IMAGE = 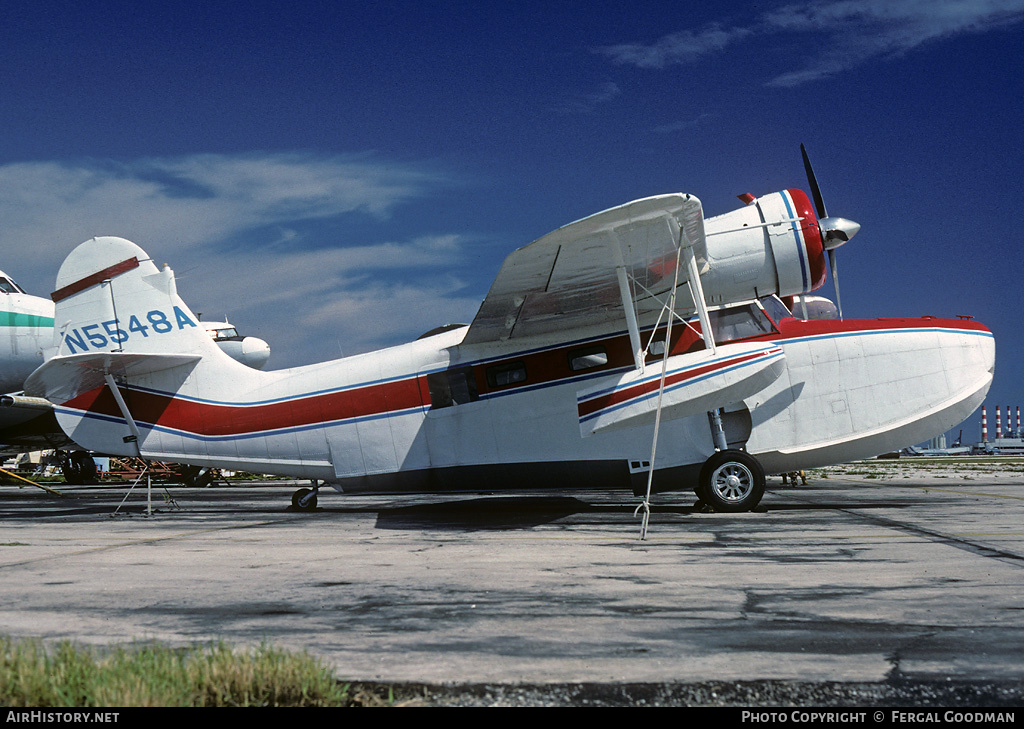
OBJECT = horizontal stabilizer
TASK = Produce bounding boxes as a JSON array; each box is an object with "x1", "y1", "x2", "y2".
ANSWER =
[
  {"x1": 25, "y1": 351, "x2": 201, "y2": 405},
  {"x1": 576, "y1": 342, "x2": 785, "y2": 437}
]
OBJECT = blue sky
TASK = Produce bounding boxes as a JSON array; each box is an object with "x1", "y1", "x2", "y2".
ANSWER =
[{"x1": 1, "y1": 0, "x2": 1022, "y2": 443}]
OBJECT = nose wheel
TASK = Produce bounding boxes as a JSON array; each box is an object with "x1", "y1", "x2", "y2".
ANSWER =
[{"x1": 697, "y1": 449, "x2": 765, "y2": 512}]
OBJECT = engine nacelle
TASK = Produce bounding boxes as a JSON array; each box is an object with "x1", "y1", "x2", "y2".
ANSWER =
[{"x1": 698, "y1": 188, "x2": 826, "y2": 306}]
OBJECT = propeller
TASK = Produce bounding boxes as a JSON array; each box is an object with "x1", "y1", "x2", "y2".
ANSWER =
[{"x1": 800, "y1": 144, "x2": 860, "y2": 319}]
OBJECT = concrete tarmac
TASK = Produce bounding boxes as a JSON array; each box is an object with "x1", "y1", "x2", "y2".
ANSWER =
[{"x1": 1, "y1": 464, "x2": 1023, "y2": 690}]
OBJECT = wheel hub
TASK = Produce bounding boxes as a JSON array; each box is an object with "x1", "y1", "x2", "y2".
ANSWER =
[{"x1": 712, "y1": 463, "x2": 752, "y2": 502}]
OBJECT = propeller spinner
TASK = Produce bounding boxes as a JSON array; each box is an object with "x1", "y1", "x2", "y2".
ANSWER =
[{"x1": 800, "y1": 144, "x2": 860, "y2": 318}]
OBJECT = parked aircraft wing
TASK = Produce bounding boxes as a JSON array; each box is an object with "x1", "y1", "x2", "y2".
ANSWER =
[{"x1": 464, "y1": 194, "x2": 705, "y2": 345}]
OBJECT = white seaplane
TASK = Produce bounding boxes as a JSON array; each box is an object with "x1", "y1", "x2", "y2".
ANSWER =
[{"x1": 23, "y1": 151, "x2": 994, "y2": 521}]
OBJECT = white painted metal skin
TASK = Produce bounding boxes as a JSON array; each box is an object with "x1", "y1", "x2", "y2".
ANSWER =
[
  {"x1": 24, "y1": 188, "x2": 995, "y2": 507},
  {"x1": 0, "y1": 269, "x2": 53, "y2": 394}
]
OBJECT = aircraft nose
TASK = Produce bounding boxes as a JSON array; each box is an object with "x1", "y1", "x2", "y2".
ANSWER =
[{"x1": 241, "y1": 337, "x2": 271, "y2": 370}]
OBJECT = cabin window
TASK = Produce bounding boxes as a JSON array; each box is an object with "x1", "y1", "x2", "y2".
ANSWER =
[
  {"x1": 568, "y1": 346, "x2": 608, "y2": 372},
  {"x1": 486, "y1": 361, "x2": 527, "y2": 388},
  {"x1": 643, "y1": 338, "x2": 667, "y2": 362},
  {"x1": 708, "y1": 304, "x2": 775, "y2": 344},
  {"x1": 426, "y1": 367, "x2": 479, "y2": 409}
]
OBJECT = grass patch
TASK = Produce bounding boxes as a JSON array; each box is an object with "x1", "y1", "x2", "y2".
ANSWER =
[{"x1": 0, "y1": 637, "x2": 354, "y2": 707}]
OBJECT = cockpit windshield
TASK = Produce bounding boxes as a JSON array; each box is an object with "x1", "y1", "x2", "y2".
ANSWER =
[
  {"x1": 759, "y1": 295, "x2": 794, "y2": 326},
  {"x1": 0, "y1": 277, "x2": 24, "y2": 294},
  {"x1": 208, "y1": 327, "x2": 241, "y2": 341}
]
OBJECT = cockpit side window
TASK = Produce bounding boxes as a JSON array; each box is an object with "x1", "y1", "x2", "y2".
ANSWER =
[
  {"x1": 0, "y1": 278, "x2": 23, "y2": 294},
  {"x1": 708, "y1": 304, "x2": 776, "y2": 344}
]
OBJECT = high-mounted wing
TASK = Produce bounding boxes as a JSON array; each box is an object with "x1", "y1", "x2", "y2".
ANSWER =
[{"x1": 464, "y1": 194, "x2": 706, "y2": 346}]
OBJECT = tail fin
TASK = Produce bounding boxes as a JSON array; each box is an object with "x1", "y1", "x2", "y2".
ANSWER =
[
  {"x1": 48, "y1": 236, "x2": 219, "y2": 360},
  {"x1": 24, "y1": 236, "x2": 240, "y2": 458}
]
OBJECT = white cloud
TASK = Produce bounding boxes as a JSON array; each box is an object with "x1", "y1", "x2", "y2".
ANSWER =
[
  {"x1": 597, "y1": 24, "x2": 751, "y2": 69},
  {"x1": 0, "y1": 152, "x2": 487, "y2": 368},
  {"x1": 651, "y1": 113, "x2": 714, "y2": 134},
  {"x1": 182, "y1": 250, "x2": 482, "y2": 366},
  {"x1": 0, "y1": 152, "x2": 439, "y2": 283},
  {"x1": 594, "y1": 0, "x2": 1024, "y2": 86}
]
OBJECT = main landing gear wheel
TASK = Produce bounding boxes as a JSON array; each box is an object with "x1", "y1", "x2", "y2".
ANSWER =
[
  {"x1": 291, "y1": 487, "x2": 318, "y2": 512},
  {"x1": 697, "y1": 449, "x2": 765, "y2": 513},
  {"x1": 60, "y1": 451, "x2": 98, "y2": 484}
]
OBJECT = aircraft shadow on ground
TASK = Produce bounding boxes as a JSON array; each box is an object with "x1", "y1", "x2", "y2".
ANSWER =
[{"x1": 371, "y1": 495, "x2": 675, "y2": 531}]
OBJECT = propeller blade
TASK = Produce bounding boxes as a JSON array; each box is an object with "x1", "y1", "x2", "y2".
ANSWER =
[
  {"x1": 802, "y1": 144, "x2": 856, "y2": 319},
  {"x1": 828, "y1": 248, "x2": 843, "y2": 320},
  {"x1": 800, "y1": 143, "x2": 828, "y2": 219}
]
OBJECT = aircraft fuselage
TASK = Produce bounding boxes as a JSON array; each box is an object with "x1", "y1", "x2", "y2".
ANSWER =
[{"x1": 49, "y1": 298, "x2": 994, "y2": 497}]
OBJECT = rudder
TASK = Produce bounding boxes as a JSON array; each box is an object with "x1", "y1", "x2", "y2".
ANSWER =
[{"x1": 48, "y1": 236, "x2": 219, "y2": 360}]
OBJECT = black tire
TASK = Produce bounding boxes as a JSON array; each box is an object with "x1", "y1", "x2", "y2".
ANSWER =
[
  {"x1": 698, "y1": 449, "x2": 765, "y2": 512},
  {"x1": 291, "y1": 488, "x2": 317, "y2": 512},
  {"x1": 73, "y1": 452, "x2": 98, "y2": 484},
  {"x1": 180, "y1": 465, "x2": 215, "y2": 488},
  {"x1": 60, "y1": 457, "x2": 79, "y2": 484}
]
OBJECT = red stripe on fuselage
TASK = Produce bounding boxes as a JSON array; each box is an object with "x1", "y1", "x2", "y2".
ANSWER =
[
  {"x1": 773, "y1": 315, "x2": 991, "y2": 338},
  {"x1": 63, "y1": 375, "x2": 424, "y2": 436}
]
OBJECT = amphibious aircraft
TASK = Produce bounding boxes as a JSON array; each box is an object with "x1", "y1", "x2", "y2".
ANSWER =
[{"x1": 23, "y1": 153, "x2": 995, "y2": 518}]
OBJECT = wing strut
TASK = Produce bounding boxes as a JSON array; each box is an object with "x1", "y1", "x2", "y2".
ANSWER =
[
  {"x1": 616, "y1": 265, "x2": 645, "y2": 373},
  {"x1": 682, "y1": 241, "x2": 716, "y2": 354},
  {"x1": 636, "y1": 197, "x2": 717, "y2": 540}
]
